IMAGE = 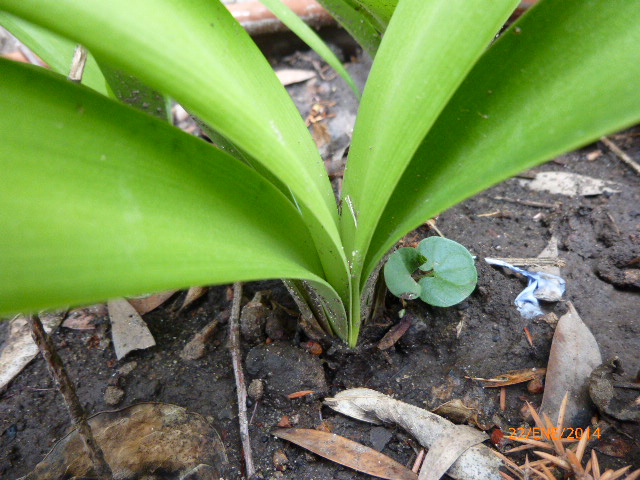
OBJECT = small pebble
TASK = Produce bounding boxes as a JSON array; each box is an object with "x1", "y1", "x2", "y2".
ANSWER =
[
  {"x1": 104, "y1": 385, "x2": 125, "y2": 406},
  {"x1": 117, "y1": 361, "x2": 137, "y2": 376},
  {"x1": 273, "y1": 449, "x2": 289, "y2": 471},
  {"x1": 248, "y1": 379, "x2": 264, "y2": 401}
]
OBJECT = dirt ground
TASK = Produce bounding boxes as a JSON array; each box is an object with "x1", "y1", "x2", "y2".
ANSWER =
[{"x1": 1, "y1": 32, "x2": 639, "y2": 479}]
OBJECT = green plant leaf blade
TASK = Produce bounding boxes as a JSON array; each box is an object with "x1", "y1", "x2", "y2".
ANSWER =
[
  {"x1": 383, "y1": 247, "x2": 423, "y2": 300},
  {"x1": 0, "y1": 11, "x2": 108, "y2": 95},
  {"x1": 0, "y1": 0, "x2": 350, "y2": 304},
  {"x1": 365, "y1": 0, "x2": 640, "y2": 277},
  {"x1": 418, "y1": 276, "x2": 475, "y2": 308},
  {"x1": 0, "y1": 59, "x2": 333, "y2": 316},
  {"x1": 97, "y1": 61, "x2": 171, "y2": 122},
  {"x1": 258, "y1": 0, "x2": 360, "y2": 97},
  {"x1": 351, "y1": 0, "x2": 398, "y2": 30},
  {"x1": 417, "y1": 238, "x2": 477, "y2": 307},
  {"x1": 314, "y1": 0, "x2": 382, "y2": 56},
  {"x1": 339, "y1": 0, "x2": 519, "y2": 288}
]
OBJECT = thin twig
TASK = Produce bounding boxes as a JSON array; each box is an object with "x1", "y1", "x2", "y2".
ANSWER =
[
  {"x1": 27, "y1": 314, "x2": 112, "y2": 479},
  {"x1": 493, "y1": 196, "x2": 560, "y2": 209},
  {"x1": 489, "y1": 257, "x2": 566, "y2": 268},
  {"x1": 228, "y1": 282, "x2": 255, "y2": 477},
  {"x1": 601, "y1": 136, "x2": 640, "y2": 175},
  {"x1": 68, "y1": 44, "x2": 88, "y2": 83}
]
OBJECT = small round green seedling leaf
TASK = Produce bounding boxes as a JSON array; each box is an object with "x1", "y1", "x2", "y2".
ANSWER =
[
  {"x1": 416, "y1": 237, "x2": 477, "y2": 307},
  {"x1": 383, "y1": 247, "x2": 425, "y2": 300}
]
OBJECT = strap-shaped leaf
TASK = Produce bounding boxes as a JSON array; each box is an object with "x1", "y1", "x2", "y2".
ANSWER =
[
  {"x1": 0, "y1": 59, "x2": 332, "y2": 315},
  {"x1": 1, "y1": 13, "x2": 171, "y2": 121},
  {"x1": 352, "y1": 0, "x2": 397, "y2": 30},
  {"x1": 365, "y1": 0, "x2": 640, "y2": 277},
  {"x1": 340, "y1": 0, "x2": 518, "y2": 287},
  {"x1": 259, "y1": 0, "x2": 360, "y2": 97},
  {"x1": 0, "y1": 11, "x2": 108, "y2": 95},
  {"x1": 1, "y1": 0, "x2": 349, "y2": 304},
  {"x1": 314, "y1": 0, "x2": 382, "y2": 56}
]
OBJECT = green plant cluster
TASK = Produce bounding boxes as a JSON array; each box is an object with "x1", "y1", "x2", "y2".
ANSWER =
[{"x1": 1, "y1": 0, "x2": 639, "y2": 346}]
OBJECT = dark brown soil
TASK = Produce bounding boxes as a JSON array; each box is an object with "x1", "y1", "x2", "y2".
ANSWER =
[{"x1": 1, "y1": 36, "x2": 639, "y2": 479}]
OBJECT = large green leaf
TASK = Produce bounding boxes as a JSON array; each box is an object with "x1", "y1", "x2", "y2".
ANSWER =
[
  {"x1": 365, "y1": 0, "x2": 640, "y2": 277},
  {"x1": 0, "y1": 59, "x2": 333, "y2": 315},
  {"x1": 314, "y1": 0, "x2": 382, "y2": 56},
  {"x1": 0, "y1": 11, "x2": 108, "y2": 95},
  {"x1": 340, "y1": 0, "x2": 518, "y2": 288},
  {"x1": 352, "y1": 0, "x2": 397, "y2": 30},
  {"x1": 0, "y1": 0, "x2": 350, "y2": 304},
  {"x1": 258, "y1": 0, "x2": 360, "y2": 97}
]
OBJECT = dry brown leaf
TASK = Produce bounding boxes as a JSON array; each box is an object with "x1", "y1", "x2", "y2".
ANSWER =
[
  {"x1": 325, "y1": 388, "x2": 503, "y2": 480},
  {"x1": 431, "y1": 399, "x2": 489, "y2": 430},
  {"x1": 287, "y1": 390, "x2": 315, "y2": 399},
  {"x1": 108, "y1": 298, "x2": 156, "y2": 359},
  {"x1": 377, "y1": 316, "x2": 413, "y2": 350},
  {"x1": 0, "y1": 311, "x2": 66, "y2": 390},
  {"x1": 273, "y1": 428, "x2": 418, "y2": 480},
  {"x1": 418, "y1": 425, "x2": 487, "y2": 480},
  {"x1": 127, "y1": 289, "x2": 178, "y2": 314},
  {"x1": 469, "y1": 368, "x2": 546, "y2": 388},
  {"x1": 25, "y1": 403, "x2": 227, "y2": 479},
  {"x1": 275, "y1": 68, "x2": 316, "y2": 86},
  {"x1": 181, "y1": 286, "x2": 208, "y2": 311},
  {"x1": 540, "y1": 302, "x2": 602, "y2": 426}
]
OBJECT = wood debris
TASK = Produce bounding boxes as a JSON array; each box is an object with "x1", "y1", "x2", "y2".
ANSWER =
[{"x1": 467, "y1": 367, "x2": 546, "y2": 388}]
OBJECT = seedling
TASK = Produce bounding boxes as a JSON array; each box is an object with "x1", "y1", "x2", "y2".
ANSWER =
[{"x1": 384, "y1": 237, "x2": 476, "y2": 307}]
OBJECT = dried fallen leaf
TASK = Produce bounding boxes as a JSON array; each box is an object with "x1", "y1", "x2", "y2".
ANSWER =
[
  {"x1": 520, "y1": 172, "x2": 619, "y2": 196},
  {"x1": 431, "y1": 399, "x2": 489, "y2": 430},
  {"x1": 325, "y1": 388, "x2": 503, "y2": 480},
  {"x1": 287, "y1": 390, "x2": 315, "y2": 399},
  {"x1": 468, "y1": 368, "x2": 546, "y2": 388},
  {"x1": 0, "y1": 311, "x2": 66, "y2": 390},
  {"x1": 418, "y1": 425, "x2": 487, "y2": 480},
  {"x1": 275, "y1": 68, "x2": 316, "y2": 86},
  {"x1": 378, "y1": 315, "x2": 413, "y2": 350},
  {"x1": 181, "y1": 286, "x2": 208, "y2": 311},
  {"x1": 540, "y1": 302, "x2": 602, "y2": 426},
  {"x1": 127, "y1": 289, "x2": 178, "y2": 314},
  {"x1": 273, "y1": 428, "x2": 417, "y2": 480},
  {"x1": 24, "y1": 403, "x2": 227, "y2": 479},
  {"x1": 108, "y1": 298, "x2": 156, "y2": 360},
  {"x1": 62, "y1": 304, "x2": 107, "y2": 330}
]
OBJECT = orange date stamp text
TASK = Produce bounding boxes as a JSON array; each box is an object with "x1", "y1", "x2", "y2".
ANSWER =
[{"x1": 508, "y1": 427, "x2": 601, "y2": 440}]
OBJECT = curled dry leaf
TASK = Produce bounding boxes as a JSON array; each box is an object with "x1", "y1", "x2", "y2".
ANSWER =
[
  {"x1": 520, "y1": 172, "x2": 620, "y2": 196},
  {"x1": 181, "y1": 286, "x2": 208, "y2": 311},
  {"x1": 273, "y1": 428, "x2": 417, "y2": 480},
  {"x1": 325, "y1": 388, "x2": 503, "y2": 480},
  {"x1": 0, "y1": 311, "x2": 65, "y2": 390},
  {"x1": 540, "y1": 302, "x2": 602, "y2": 427},
  {"x1": 126, "y1": 289, "x2": 178, "y2": 315},
  {"x1": 22, "y1": 403, "x2": 227, "y2": 479},
  {"x1": 469, "y1": 368, "x2": 546, "y2": 388},
  {"x1": 275, "y1": 68, "x2": 316, "y2": 86},
  {"x1": 108, "y1": 298, "x2": 156, "y2": 360},
  {"x1": 431, "y1": 399, "x2": 490, "y2": 430}
]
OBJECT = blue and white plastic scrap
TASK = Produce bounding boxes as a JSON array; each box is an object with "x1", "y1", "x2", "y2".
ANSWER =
[{"x1": 485, "y1": 258, "x2": 566, "y2": 319}]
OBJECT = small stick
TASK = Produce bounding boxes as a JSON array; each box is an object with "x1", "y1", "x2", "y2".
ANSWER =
[
  {"x1": 68, "y1": 44, "x2": 88, "y2": 83},
  {"x1": 601, "y1": 136, "x2": 640, "y2": 175},
  {"x1": 489, "y1": 257, "x2": 566, "y2": 268},
  {"x1": 27, "y1": 314, "x2": 112, "y2": 479},
  {"x1": 411, "y1": 448, "x2": 425, "y2": 473},
  {"x1": 228, "y1": 282, "x2": 255, "y2": 477},
  {"x1": 500, "y1": 386, "x2": 507, "y2": 411},
  {"x1": 493, "y1": 196, "x2": 559, "y2": 209}
]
